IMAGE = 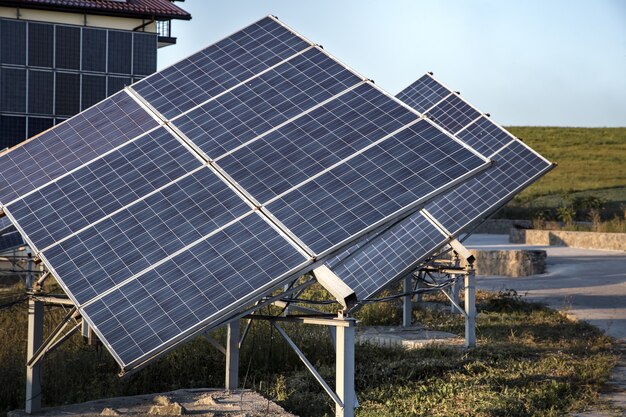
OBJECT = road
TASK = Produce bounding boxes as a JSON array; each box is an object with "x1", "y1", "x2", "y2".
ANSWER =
[{"x1": 464, "y1": 234, "x2": 626, "y2": 342}]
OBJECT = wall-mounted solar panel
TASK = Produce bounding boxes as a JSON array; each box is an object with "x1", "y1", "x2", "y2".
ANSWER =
[
  {"x1": 326, "y1": 73, "x2": 553, "y2": 302},
  {"x1": 0, "y1": 17, "x2": 491, "y2": 373}
]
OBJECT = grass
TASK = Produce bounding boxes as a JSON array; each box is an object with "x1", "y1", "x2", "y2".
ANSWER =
[
  {"x1": 0, "y1": 283, "x2": 619, "y2": 417},
  {"x1": 506, "y1": 127, "x2": 626, "y2": 200}
]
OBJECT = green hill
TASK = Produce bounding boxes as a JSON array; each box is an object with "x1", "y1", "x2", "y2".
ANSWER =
[{"x1": 499, "y1": 127, "x2": 626, "y2": 220}]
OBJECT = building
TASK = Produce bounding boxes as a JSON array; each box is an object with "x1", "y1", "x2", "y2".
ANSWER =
[{"x1": 0, "y1": 0, "x2": 191, "y2": 149}]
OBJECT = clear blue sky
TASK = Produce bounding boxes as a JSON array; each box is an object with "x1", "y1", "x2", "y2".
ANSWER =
[{"x1": 158, "y1": 0, "x2": 626, "y2": 127}]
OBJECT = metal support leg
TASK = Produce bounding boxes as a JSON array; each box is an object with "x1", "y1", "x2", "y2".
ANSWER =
[
  {"x1": 26, "y1": 298, "x2": 43, "y2": 414},
  {"x1": 464, "y1": 267, "x2": 476, "y2": 347},
  {"x1": 225, "y1": 320, "x2": 240, "y2": 390},
  {"x1": 450, "y1": 275, "x2": 461, "y2": 314},
  {"x1": 81, "y1": 318, "x2": 89, "y2": 339},
  {"x1": 335, "y1": 318, "x2": 356, "y2": 417},
  {"x1": 402, "y1": 275, "x2": 412, "y2": 327}
]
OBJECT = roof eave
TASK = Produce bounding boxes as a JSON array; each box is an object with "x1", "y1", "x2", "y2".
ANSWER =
[{"x1": 2, "y1": 2, "x2": 192, "y2": 21}]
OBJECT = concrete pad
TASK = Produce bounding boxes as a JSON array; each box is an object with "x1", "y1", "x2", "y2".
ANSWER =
[
  {"x1": 8, "y1": 388, "x2": 294, "y2": 417},
  {"x1": 357, "y1": 325, "x2": 464, "y2": 349}
]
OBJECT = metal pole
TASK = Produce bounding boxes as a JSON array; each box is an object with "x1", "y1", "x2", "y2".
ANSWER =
[
  {"x1": 335, "y1": 317, "x2": 356, "y2": 417},
  {"x1": 25, "y1": 247, "x2": 34, "y2": 291},
  {"x1": 464, "y1": 266, "x2": 476, "y2": 347},
  {"x1": 225, "y1": 319, "x2": 240, "y2": 390},
  {"x1": 450, "y1": 274, "x2": 461, "y2": 314},
  {"x1": 402, "y1": 275, "x2": 412, "y2": 327},
  {"x1": 26, "y1": 297, "x2": 43, "y2": 414}
]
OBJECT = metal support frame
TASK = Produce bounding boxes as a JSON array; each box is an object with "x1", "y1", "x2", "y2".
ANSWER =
[
  {"x1": 225, "y1": 320, "x2": 240, "y2": 391},
  {"x1": 402, "y1": 274, "x2": 412, "y2": 327},
  {"x1": 464, "y1": 265, "x2": 477, "y2": 347},
  {"x1": 26, "y1": 298, "x2": 43, "y2": 414},
  {"x1": 242, "y1": 313, "x2": 357, "y2": 417}
]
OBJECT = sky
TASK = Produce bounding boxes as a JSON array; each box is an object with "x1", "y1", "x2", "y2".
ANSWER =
[{"x1": 158, "y1": 0, "x2": 626, "y2": 127}]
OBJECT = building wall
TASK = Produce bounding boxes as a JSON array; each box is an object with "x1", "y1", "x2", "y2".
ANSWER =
[{"x1": 0, "y1": 15, "x2": 157, "y2": 149}]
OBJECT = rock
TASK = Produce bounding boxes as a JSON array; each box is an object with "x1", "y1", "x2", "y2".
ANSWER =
[
  {"x1": 194, "y1": 393, "x2": 218, "y2": 406},
  {"x1": 148, "y1": 402, "x2": 187, "y2": 415},
  {"x1": 100, "y1": 408, "x2": 121, "y2": 416},
  {"x1": 152, "y1": 395, "x2": 171, "y2": 406}
]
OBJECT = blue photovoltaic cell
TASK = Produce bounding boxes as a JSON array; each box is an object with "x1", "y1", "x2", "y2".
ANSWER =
[
  {"x1": 0, "y1": 91, "x2": 158, "y2": 204},
  {"x1": 396, "y1": 74, "x2": 451, "y2": 113},
  {"x1": 266, "y1": 119, "x2": 486, "y2": 255},
  {"x1": 218, "y1": 83, "x2": 418, "y2": 203},
  {"x1": 172, "y1": 47, "x2": 362, "y2": 159},
  {"x1": 7, "y1": 128, "x2": 202, "y2": 251},
  {"x1": 44, "y1": 168, "x2": 250, "y2": 305},
  {"x1": 0, "y1": 225, "x2": 23, "y2": 252},
  {"x1": 330, "y1": 213, "x2": 447, "y2": 299},
  {"x1": 132, "y1": 16, "x2": 311, "y2": 120},
  {"x1": 82, "y1": 212, "x2": 307, "y2": 367},
  {"x1": 457, "y1": 116, "x2": 513, "y2": 157},
  {"x1": 425, "y1": 140, "x2": 550, "y2": 235},
  {"x1": 426, "y1": 94, "x2": 481, "y2": 134}
]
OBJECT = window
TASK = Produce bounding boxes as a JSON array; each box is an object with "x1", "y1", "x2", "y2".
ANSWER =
[
  {"x1": 108, "y1": 30, "x2": 132, "y2": 74},
  {"x1": 133, "y1": 32, "x2": 157, "y2": 76},
  {"x1": 82, "y1": 28, "x2": 107, "y2": 72},
  {"x1": 55, "y1": 72, "x2": 80, "y2": 116},
  {"x1": 82, "y1": 74, "x2": 106, "y2": 109},
  {"x1": 1, "y1": 68, "x2": 26, "y2": 112},
  {"x1": 0, "y1": 20, "x2": 26, "y2": 65},
  {"x1": 28, "y1": 23, "x2": 54, "y2": 68},
  {"x1": 0, "y1": 116, "x2": 26, "y2": 149},
  {"x1": 56, "y1": 25, "x2": 81, "y2": 70}
]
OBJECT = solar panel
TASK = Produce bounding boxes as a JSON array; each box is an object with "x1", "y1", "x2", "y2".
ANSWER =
[
  {"x1": 171, "y1": 47, "x2": 363, "y2": 160},
  {"x1": 0, "y1": 90, "x2": 159, "y2": 204},
  {"x1": 326, "y1": 73, "x2": 553, "y2": 301},
  {"x1": 132, "y1": 16, "x2": 312, "y2": 120},
  {"x1": 0, "y1": 217, "x2": 23, "y2": 252},
  {"x1": 0, "y1": 18, "x2": 492, "y2": 372},
  {"x1": 8, "y1": 127, "x2": 203, "y2": 251},
  {"x1": 265, "y1": 119, "x2": 488, "y2": 256}
]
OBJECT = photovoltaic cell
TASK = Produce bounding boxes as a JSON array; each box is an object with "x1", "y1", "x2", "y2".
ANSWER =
[
  {"x1": 0, "y1": 91, "x2": 158, "y2": 204},
  {"x1": 395, "y1": 74, "x2": 450, "y2": 113},
  {"x1": 0, "y1": 226, "x2": 23, "y2": 252},
  {"x1": 218, "y1": 83, "x2": 418, "y2": 203},
  {"x1": 425, "y1": 140, "x2": 550, "y2": 235},
  {"x1": 43, "y1": 167, "x2": 251, "y2": 305},
  {"x1": 172, "y1": 47, "x2": 362, "y2": 160},
  {"x1": 266, "y1": 120, "x2": 487, "y2": 255},
  {"x1": 82, "y1": 212, "x2": 308, "y2": 367},
  {"x1": 132, "y1": 16, "x2": 311, "y2": 120},
  {"x1": 7, "y1": 128, "x2": 202, "y2": 251},
  {"x1": 426, "y1": 94, "x2": 481, "y2": 134},
  {"x1": 330, "y1": 213, "x2": 446, "y2": 299}
]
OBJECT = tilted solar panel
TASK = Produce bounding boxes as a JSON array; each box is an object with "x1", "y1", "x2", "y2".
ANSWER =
[
  {"x1": 0, "y1": 217, "x2": 23, "y2": 252},
  {"x1": 326, "y1": 73, "x2": 553, "y2": 301},
  {"x1": 0, "y1": 18, "x2": 490, "y2": 372}
]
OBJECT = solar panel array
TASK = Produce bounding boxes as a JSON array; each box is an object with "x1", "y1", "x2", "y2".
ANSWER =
[
  {"x1": 326, "y1": 73, "x2": 553, "y2": 300},
  {"x1": 0, "y1": 16, "x2": 493, "y2": 371}
]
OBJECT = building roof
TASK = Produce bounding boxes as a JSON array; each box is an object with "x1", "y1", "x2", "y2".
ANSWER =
[{"x1": 2, "y1": 0, "x2": 191, "y2": 20}]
